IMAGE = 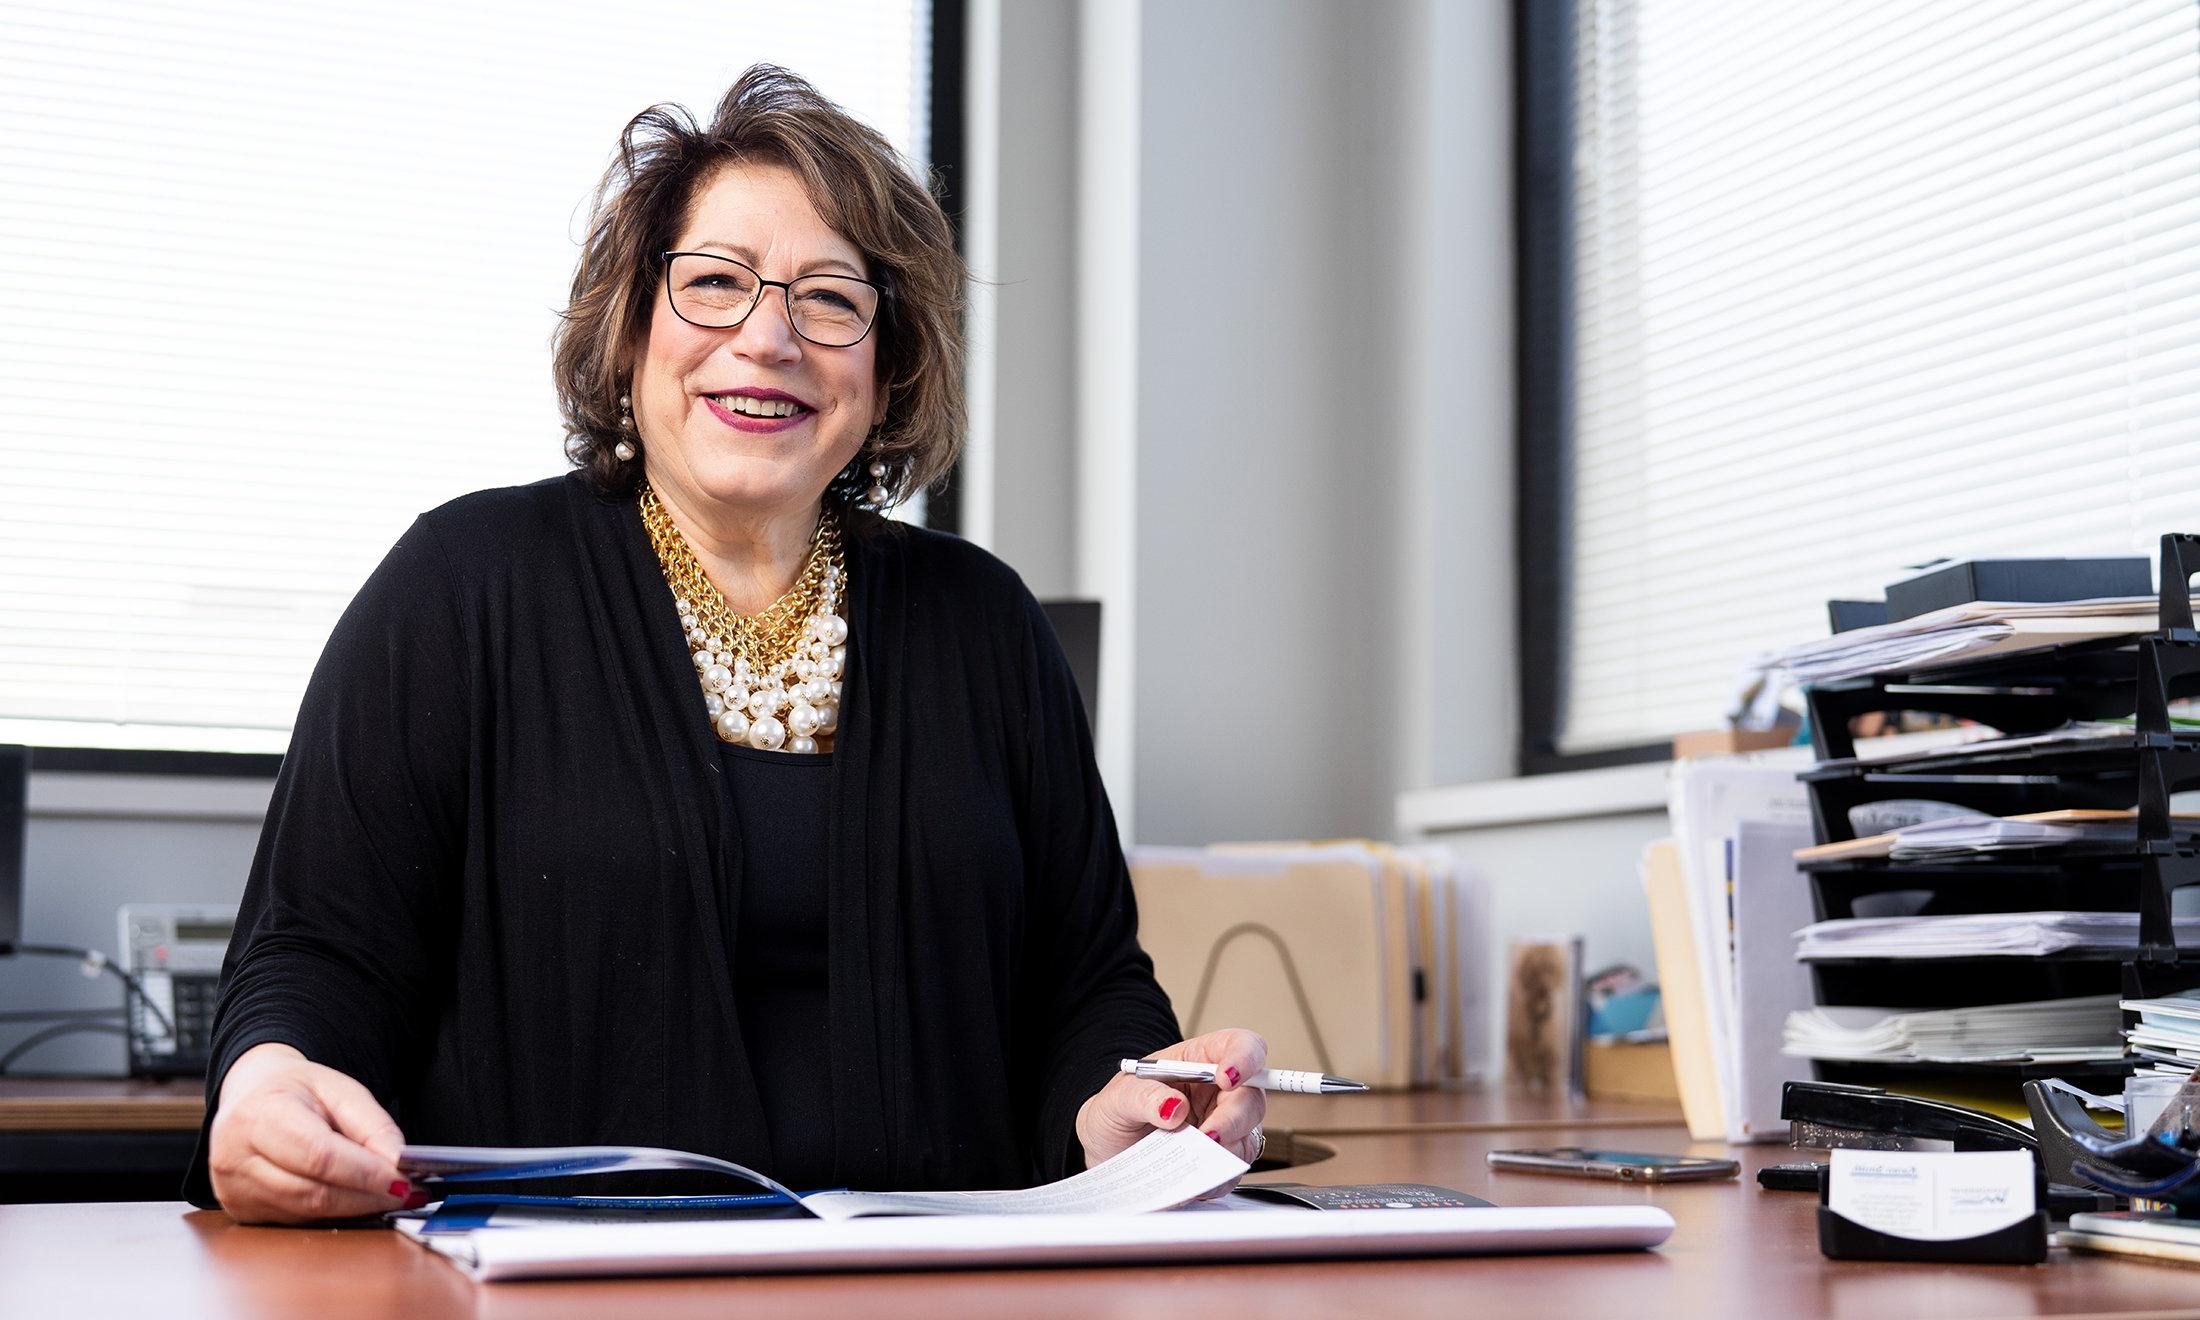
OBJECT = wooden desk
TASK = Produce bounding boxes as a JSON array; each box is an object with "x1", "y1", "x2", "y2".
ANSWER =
[
  {"x1": 10, "y1": 1096, "x2": 2200, "y2": 1318},
  {"x1": 0, "y1": 1077, "x2": 205, "y2": 1203},
  {"x1": 0, "y1": 1077, "x2": 1669, "y2": 1137},
  {"x1": 1265, "y1": 1084, "x2": 1683, "y2": 1134},
  {"x1": 0, "y1": 1077, "x2": 204, "y2": 1131}
]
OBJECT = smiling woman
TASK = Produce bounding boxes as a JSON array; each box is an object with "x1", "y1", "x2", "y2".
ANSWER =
[
  {"x1": 632, "y1": 160, "x2": 891, "y2": 606},
  {"x1": 553, "y1": 65, "x2": 966, "y2": 509},
  {"x1": 186, "y1": 64, "x2": 1268, "y2": 1226}
]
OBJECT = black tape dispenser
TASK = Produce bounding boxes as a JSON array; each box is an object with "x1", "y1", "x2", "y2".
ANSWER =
[{"x1": 2025, "y1": 1077, "x2": 2200, "y2": 1210}]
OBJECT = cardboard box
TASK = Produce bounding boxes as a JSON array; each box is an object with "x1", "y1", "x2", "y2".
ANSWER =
[
  {"x1": 1582, "y1": 1038, "x2": 1680, "y2": 1104},
  {"x1": 1671, "y1": 728, "x2": 1795, "y2": 759}
]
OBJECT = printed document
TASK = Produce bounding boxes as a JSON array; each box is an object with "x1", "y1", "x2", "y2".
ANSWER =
[{"x1": 401, "y1": 1125, "x2": 1247, "y2": 1222}]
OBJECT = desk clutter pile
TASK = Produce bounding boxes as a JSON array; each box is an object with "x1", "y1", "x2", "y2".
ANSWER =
[
  {"x1": 1657, "y1": 545, "x2": 2200, "y2": 1136},
  {"x1": 1651, "y1": 540, "x2": 2200, "y2": 1266}
]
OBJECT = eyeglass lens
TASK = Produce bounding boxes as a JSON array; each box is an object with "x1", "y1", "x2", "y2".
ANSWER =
[{"x1": 666, "y1": 253, "x2": 878, "y2": 346}]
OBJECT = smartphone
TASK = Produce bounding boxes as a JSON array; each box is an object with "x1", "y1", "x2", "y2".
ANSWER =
[{"x1": 1486, "y1": 1147, "x2": 1741, "y2": 1183}]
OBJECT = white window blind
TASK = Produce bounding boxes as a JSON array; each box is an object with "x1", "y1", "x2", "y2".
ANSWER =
[
  {"x1": 0, "y1": 0, "x2": 930, "y2": 754},
  {"x1": 1564, "y1": 0, "x2": 2200, "y2": 754}
]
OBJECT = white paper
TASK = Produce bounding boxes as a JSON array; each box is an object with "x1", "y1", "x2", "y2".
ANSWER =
[
  {"x1": 1782, "y1": 994, "x2": 2122, "y2": 1062},
  {"x1": 802, "y1": 1127, "x2": 1246, "y2": 1219},
  {"x1": 1728, "y1": 820, "x2": 1818, "y2": 1142},
  {"x1": 1762, "y1": 596, "x2": 2157, "y2": 687},
  {"x1": 1827, "y1": 1149, "x2": 2035, "y2": 1242},
  {"x1": 408, "y1": 1204, "x2": 1678, "y2": 1281},
  {"x1": 1666, "y1": 756, "x2": 1814, "y2": 1144},
  {"x1": 1793, "y1": 911, "x2": 2200, "y2": 959},
  {"x1": 404, "y1": 1126, "x2": 1245, "y2": 1223}
]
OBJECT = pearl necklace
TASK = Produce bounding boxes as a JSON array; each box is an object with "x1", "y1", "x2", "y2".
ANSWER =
[{"x1": 638, "y1": 484, "x2": 848, "y2": 754}]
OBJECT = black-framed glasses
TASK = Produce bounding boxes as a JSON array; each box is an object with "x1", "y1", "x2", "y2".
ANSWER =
[{"x1": 659, "y1": 251, "x2": 883, "y2": 348}]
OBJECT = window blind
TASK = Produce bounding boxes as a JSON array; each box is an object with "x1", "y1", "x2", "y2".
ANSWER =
[
  {"x1": 0, "y1": 0, "x2": 929, "y2": 754},
  {"x1": 1563, "y1": 0, "x2": 2200, "y2": 754}
]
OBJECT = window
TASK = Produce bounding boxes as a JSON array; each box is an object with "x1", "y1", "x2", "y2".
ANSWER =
[
  {"x1": 1520, "y1": 0, "x2": 2200, "y2": 767},
  {"x1": 0, "y1": 0, "x2": 939, "y2": 759}
]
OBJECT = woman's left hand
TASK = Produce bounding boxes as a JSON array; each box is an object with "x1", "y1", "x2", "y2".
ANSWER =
[{"x1": 1075, "y1": 1028, "x2": 1268, "y2": 1178}]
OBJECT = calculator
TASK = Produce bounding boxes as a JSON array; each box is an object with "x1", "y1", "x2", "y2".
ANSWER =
[{"x1": 117, "y1": 904, "x2": 236, "y2": 1078}]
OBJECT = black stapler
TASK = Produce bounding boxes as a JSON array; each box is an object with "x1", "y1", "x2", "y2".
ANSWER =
[
  {"x1": 1778, "y1": 1080, "x2": 2118, "y2": 1215},
  {"x1": 1782, "y1": 1080, "x2": 2035, "y2": 1152}
]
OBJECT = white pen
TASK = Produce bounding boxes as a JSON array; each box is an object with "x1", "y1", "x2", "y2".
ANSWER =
[{"x1": 1118, "y1": 1058, "x2": 1370, "y2": 1094}]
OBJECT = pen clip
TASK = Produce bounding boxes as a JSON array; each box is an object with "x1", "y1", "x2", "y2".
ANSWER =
[{"x1": 1123, "y1": 1058, "x2": 1220, "y2": 1083}]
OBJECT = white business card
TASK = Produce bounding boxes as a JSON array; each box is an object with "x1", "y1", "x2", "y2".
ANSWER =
[{"x1": 1827, "y1": 1148, "x2": 2035, "y2": 1242}]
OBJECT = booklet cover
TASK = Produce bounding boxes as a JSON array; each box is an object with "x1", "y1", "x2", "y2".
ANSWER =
[{"x1": 399, "y1": 1125, "x2": 1249, "y2": 1224}]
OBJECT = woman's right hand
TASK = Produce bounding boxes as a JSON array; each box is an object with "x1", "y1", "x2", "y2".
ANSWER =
[{"x1": 206, "y1": 1042, "x2": 412, "y2": 1224}]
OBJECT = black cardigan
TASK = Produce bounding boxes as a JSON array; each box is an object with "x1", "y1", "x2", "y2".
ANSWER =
[{"x1": 184, "y1": 473, "x2": 1180, "y2": 1206}]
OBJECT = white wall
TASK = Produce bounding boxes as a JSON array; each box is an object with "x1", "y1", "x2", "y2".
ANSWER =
[
  {"x1": 961, "y1": 0, "x2": 1082, "y2": 597},
  {"x1": 1128, "y1": 0, "x2": 1402, "y2": 843},
  {"x1": 1427, "y1": 808, "x2": 1669, "y2": 1066},
  {"x1": 1396, "y1": 0, "x2": 1520, "y2": 794},
  {"x1": 1024, "y1": 0, "x2": 1518, "y2": 843}
]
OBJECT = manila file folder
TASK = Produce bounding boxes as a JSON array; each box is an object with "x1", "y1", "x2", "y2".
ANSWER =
[
  {"x1": 1641, "y1": 838, "x2": 1725, "y2": 1141},
  {"x1": 1131, "y1": 845, "x2": 1402, "y2": 1089}
]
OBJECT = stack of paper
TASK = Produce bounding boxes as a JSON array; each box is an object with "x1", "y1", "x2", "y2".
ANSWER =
[
  {"x1": 1888, "y1": 812, "x2": 2166, "y2": 861},
  {"x1": 1657, "y1": 754, "x2": 1820, "y2": 1143},
  {"x1": 1781, "y1": 995, "x2": 2124, "y2": 1063},
  {"x1": 1796, "y1": 809, "x2": 2200, "y2": 864},
  {"x1": 1794, "y1": 911, "x2": 2200, "y2": 960},
  {"x1": 1762, "y1": 597, "x2": 2157, "y2": 687},
  {"x1": 2121, "y1": 997, "x2": 2200, "y2": 1075},
  {"x1": 1824, "y1": 721, "x2": 2132, "y2": 772},
  {"x1": 2062, "y1": 1210, "x2": 2200, "y2": 1266}
]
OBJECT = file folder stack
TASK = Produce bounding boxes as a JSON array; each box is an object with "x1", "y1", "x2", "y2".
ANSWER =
[
  {"x1": 1654, "y1": 755, "x2": 1821, "y2": 1144},
  {"x1": 2121, "y1": 997, "x2": 2200, "y2": 1076},
  {"x1": 1762, "y1": 597, "x2": 2157, "y2": 687},
  {"x1": 1792, "y1": 912, "x2": 2200, "y2": 960},
  {"x1": 1781, "y1": 995, "x2": 2124, "y2": 1064},
  {"x1": 1129, "y1": 842, "x2": 1488, "y2": 1090}
]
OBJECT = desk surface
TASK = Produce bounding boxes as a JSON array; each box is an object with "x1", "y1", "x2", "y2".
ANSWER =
[
  {"x1": 0, "y1": 1077, "x2": 204, "y2": 1131},
  {"x1": 0, "y1": 1076, "x2": 1679, "y2": 1136},
  {"x1": 11, "y1": 1094, "x2": 2200, "y2": 1319},
  {"x1": 1264, "y1": 1084, "x2": 1683, "y2": 1133}
]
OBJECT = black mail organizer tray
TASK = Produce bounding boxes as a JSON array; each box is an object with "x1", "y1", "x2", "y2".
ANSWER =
[{"x1": 1792, "y1": 534, "x2": 2200, "y2": 1094}]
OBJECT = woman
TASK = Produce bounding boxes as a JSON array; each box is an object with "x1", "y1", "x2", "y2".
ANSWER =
[{"x1": 188, "y1": 65, "x2": 1265, "y2": 1224}]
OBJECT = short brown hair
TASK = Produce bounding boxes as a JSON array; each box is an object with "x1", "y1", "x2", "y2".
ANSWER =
[{"x1": 553, "y1": 65, "x2": 965, "y2": 504}]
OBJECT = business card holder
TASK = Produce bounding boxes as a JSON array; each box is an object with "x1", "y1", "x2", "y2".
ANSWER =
[{"x1": 1816, "y1": 1166, "x2": 2049, "y2": 1264}]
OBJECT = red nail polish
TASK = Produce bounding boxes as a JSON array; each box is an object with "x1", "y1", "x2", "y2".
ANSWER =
[
  {"x1": 402, "y1": 1189, "x2": 432, "y2": 1211},
  {"x1": 1160, "y1": 1096, "x2": 1183, "y2": 1121},
  {"x1": 389, "y1": 1180, "x2": 411, "y2": 1198},
  {"x1": 1225, "y1": 1067, "x2": 1241, "y2": 1087},
  {"x1": 1204, "y1": 1129, "x2": 1221, "y2": 1141}
]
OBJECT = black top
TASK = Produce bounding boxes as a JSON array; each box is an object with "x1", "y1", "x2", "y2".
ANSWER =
[
  {"x1": 717, "y1": 740, "x2": 835, "y2": 1189},
  {"x1": 184, "y1": 473, "x2": 1179, "y2": 1206}
]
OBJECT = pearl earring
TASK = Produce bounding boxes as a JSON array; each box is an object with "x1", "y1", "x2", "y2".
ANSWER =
[
  {"x1": 865, "y1": 457, "x2": 890, "y2": 507},
  {"x1": 614, "y1": 391, "x2": 636, "y2": 462}
]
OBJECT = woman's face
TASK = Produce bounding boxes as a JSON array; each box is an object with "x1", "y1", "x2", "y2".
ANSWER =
[{"x1": 632, "y1": 161, "x2": 886, "y2": 525}]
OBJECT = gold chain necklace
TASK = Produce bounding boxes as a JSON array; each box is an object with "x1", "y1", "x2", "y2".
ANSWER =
[{"x1": 638, "y1": 482, "x2": 849, "y2": 752}]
